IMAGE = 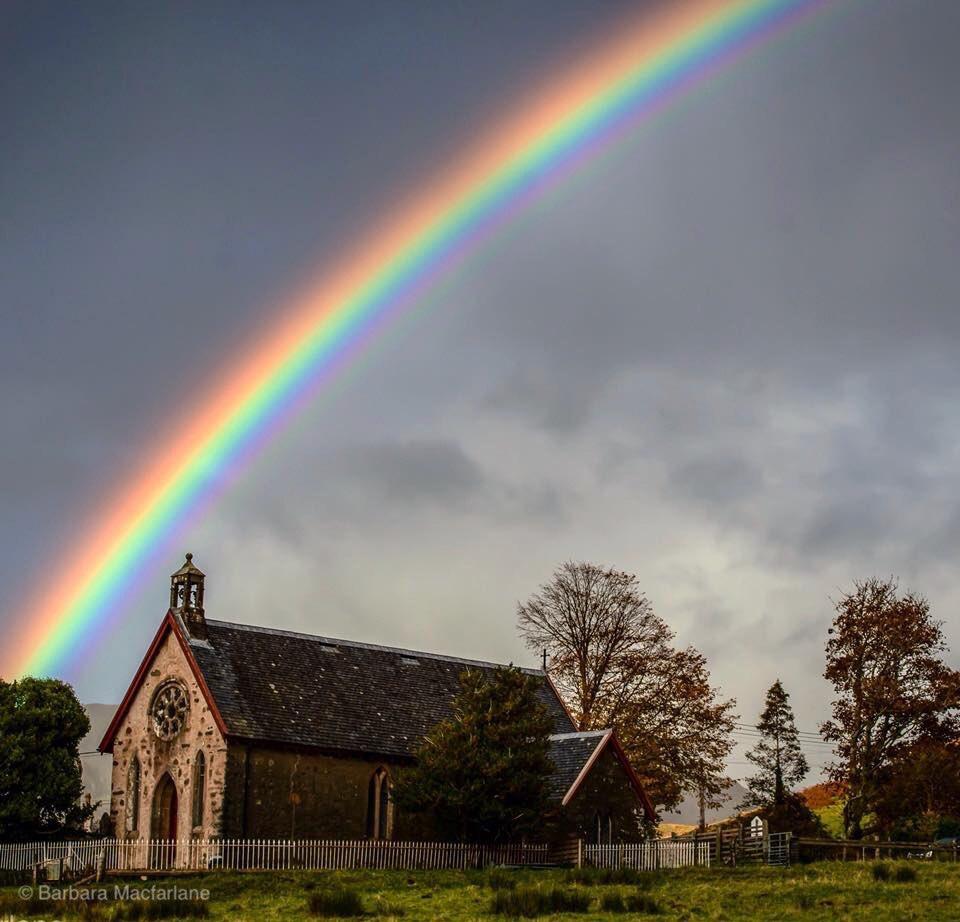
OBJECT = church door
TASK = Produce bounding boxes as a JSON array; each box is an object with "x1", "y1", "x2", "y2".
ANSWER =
[{"x1": 151, "y1": 774, "x2": 179, "y2": 868}]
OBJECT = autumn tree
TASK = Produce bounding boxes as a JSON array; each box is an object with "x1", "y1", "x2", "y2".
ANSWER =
[
  {"x1": 872, "y1": 735, "x2": 960, "y2": 842},
  {"x1": 390, "y1": 666, "x2": 554, "y2": 843},
  {"x1": 517, "y1": 561, "x2": 736, "y2": 812},
  {"x1": 0, "y1": 677, "x2": 94, "y2": 839},
  {"x1": 821, "y1": 578, "x2": 960, "y2": 840},
  {"x1": 742, "y1": 680, "x2": 808, "y2": 808}
]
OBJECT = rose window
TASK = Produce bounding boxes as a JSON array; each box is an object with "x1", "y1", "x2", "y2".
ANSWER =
[{"x1": 151, "y1": 682, "x2": 189, "y2": 740}]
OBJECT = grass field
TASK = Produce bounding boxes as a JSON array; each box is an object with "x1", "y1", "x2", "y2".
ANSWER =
[{"x1": 2, "y1": 861, "x2": 958, "y2": 921}]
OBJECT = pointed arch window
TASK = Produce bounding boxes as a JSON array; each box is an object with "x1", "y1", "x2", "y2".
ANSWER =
[
  {"x1": 127, "y1": 756, "x2": 141, "y2": 833},
  {"x1": 365, "y1": 767, "x2": 392, "y2": 840},
  {"x1": 192, "y1": 750, "x2": 206, "y2": 830}
]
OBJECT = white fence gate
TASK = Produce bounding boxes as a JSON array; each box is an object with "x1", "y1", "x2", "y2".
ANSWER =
[{"x1": 584, "y1": 839, "x2": 711, "y2": 870}]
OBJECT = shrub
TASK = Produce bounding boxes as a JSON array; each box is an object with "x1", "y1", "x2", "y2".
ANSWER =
[
  {"x1": 624, "y1": 892, "x2": 662, "y2": 914},
  {"x1": 308, "y1": 887, "x2": 366, "y2": 917},
  {"x1": 565, "y1": 866, "x2": 645, "y2": 886},
  {"x1": 491, "y1": 885, "x2": 591, "y2": 917},
  {"x1": 545, "y1": 888, "x2": 590, "y2": 913},
  {"x1": 871, "y1": 862, "x2": 891, "y2": 882},
  {"x1": 893, "y1": 865, "x2": 918, "y2": 883},
  {"x1": 600, "y1": 891, "x2": 627, "y2": 912}
]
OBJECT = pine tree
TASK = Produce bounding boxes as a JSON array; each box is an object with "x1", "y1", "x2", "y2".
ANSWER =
[
  {"x1": 390, "y1": 666, "x2": 554, "y2": 843},
  {"x1": 743, "y1": 680, "x2": 808, "y2": 808}
]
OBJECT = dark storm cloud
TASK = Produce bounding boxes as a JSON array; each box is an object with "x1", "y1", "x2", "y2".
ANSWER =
[
  {"x1": 3, "y1": 0, "x2": 960, "y2": 778},
  {"x1": 212, "y1": 435, "x2": 569, "y2": 546}
]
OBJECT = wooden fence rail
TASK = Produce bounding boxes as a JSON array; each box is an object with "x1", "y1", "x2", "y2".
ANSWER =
[
  {"x1": 0, "y1": 839, "x2": 549, "y2": 874},
  {"x1": 584, "y1": 840, "x2": 711, "y2": 870},
  {"x1": 795, "y1": 838, "x2": 960, "y2": 863}
]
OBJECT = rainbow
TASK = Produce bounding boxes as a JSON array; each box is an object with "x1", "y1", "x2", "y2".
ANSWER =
[{"x1": 6, "y1": 0, "x2": 826, "y2": 680}]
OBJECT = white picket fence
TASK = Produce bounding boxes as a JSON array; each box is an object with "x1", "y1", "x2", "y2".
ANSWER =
[
  {"x1": 585, "y1": 839, "x2": 711, "y2": 870},
  {"x1": 0, "y1": 838, "x2": 548, "y2": 873},
  {"x1": 1, "y1": 837, "x2": 711, "y2": 874}
]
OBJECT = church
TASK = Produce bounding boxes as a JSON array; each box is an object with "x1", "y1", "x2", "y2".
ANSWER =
[{"x1": 99, "y1": 555, "x2": 653, "y2": 845}]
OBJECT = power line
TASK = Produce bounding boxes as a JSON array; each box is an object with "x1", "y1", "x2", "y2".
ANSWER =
[{"x1": 733, "y1": 722, "x2": 827, "y2": 740}]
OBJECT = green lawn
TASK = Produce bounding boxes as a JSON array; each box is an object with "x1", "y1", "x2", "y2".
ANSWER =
[{"x1": 2, "y1": 861, "x2": 958, "y2": 921}]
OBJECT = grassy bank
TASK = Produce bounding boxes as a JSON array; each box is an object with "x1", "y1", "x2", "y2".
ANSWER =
[{"x1": 1, "y1": 861, "x2": 957, "y2": 921}]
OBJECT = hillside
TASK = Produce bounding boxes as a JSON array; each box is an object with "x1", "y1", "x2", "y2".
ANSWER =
[
  {"x1": 659, "y1": 781, "x2": 749, "y2": 826},
  {"x1": 80, "y1": 703, "x2": 117, "y2": 820}
]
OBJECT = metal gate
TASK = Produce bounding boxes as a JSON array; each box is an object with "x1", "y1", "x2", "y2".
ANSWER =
[{"x1": 767, "y1": 832, "x2": 792, "y2": 867}]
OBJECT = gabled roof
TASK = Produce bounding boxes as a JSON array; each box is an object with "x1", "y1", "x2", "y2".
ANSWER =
[
  {"x1": 547, "y1": 729, "x2": 656, "y2": 819},
  {"x1": 99, "y1": 611, "x2": 228, "y2": 752},
  {"x1": 101, "y1": 614, "x2": 575, "y2": 757}
]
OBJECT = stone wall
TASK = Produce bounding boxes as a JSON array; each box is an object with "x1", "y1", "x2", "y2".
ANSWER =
[
  {"x1": 220, "y1": 746, "x2": 433, "y2": 840},
  {"x1": 107, "y1": 628, "x2": 227, "y2": 839}
]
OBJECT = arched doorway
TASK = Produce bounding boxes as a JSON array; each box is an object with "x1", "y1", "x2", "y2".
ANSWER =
[{"x1": 151, "y1": 774, "x2": 179, "y2": 868}]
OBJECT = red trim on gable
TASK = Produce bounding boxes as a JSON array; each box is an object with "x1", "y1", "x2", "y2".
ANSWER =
[
  {"x1": 561, "y1": 729, "x2": 656, "y2": 820},
  {"x1": 561, "y1": 731, "x2": 612, "y2": 808},
  {"x1": 607, "y1": 731, "x2": 656, "y2": 819},
  {"x1": 97, "y1": 611, "x2": 228, "y2": 752},
  {"x1": 166, "y1": 616, "x2": 229, "y2": 737}
]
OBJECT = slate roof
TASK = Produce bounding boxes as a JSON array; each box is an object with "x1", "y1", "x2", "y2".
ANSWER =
[
  {"x1": 187, "y1": 618, "x2": 576, "y2": 759},
  {"x1": 546, "y1": 731, "x2": 610, "y2": 802}
]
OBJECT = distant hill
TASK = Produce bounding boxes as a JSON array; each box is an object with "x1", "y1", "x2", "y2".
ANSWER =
[
  {"x1": 659, "y1": 781, "x2": 750, "y2": 826},
  {"x1": 80, "y1": 704, "x2": 117, "y2": 820}
]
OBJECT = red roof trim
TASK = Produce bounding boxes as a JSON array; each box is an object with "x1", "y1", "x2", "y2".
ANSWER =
[
  {"x1": 607, "y1": 730, "x2": 656, "y2": 819},
  {"x1": 561, "y1": 730, "x2": 612, "y2": 807},
  {"x1": 98, "y1": 611, "x2": 228, "y2": 752},
  {"x1": 561, "y1": 729, "x2": 656, "y2": 820}
]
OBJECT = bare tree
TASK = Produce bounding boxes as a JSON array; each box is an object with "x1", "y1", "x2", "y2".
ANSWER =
[
  {"x1": 822, "y1": 577, "x2": 960, "y2": 839},
  {"x1": 518, "y1": 561, "x2": 737, "y2": 811}
]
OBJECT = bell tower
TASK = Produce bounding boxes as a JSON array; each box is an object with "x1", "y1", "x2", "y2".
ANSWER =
[{"x1": 170, "y1": 552, "x2": 207, "y2": 640}]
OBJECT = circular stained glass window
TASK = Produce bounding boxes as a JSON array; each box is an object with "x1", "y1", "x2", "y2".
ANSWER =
[{"x1": 150, "y1": 682, "x2": 189, "y2": 740}]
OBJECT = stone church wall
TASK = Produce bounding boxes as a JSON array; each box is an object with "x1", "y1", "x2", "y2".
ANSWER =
[
  {"x1": 107, "y1": 629, "x2": 228, "y2": 839},
  {"x1": 220, "y1": 745, "x2": 434, "y2": 840}
]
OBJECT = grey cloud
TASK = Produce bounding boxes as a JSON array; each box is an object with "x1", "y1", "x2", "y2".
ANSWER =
[
  {"x1": 4, "y1": 0, "x2": 960, "y2": 783},
  {"x1": 340, "y1": 439, "x2": 487, "y2": 507},
  {"x1": 670, "y1": 456, "x2": 764, "y2": 511}
]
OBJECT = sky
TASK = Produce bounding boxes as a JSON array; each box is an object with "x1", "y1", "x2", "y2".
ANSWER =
[{"x1": 2, "y1": 0, "x2": 959, "y2": 782}]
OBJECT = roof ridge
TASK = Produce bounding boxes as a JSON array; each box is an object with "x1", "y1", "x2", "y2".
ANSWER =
[{"x1": 205, "y1": 618, "x2": 545, "y2": 675}]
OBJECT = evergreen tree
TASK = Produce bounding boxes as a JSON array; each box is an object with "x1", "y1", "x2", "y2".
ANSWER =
[
  {"x1": 391, "y1": 666, "x2": 554, "y2": 843},
  {"x1": 742, "y1": 680, "x2": 808, "y2": 808}
]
